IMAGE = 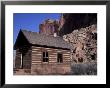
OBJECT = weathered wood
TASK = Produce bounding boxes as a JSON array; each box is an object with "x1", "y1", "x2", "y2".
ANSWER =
[{"x1": 15, "y1": 45, "x2": 71, "y2": 74}]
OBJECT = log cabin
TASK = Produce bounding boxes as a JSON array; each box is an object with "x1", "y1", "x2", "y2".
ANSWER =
[{"x1": 14, "y1": 30, "x2": 72, "y2": 75}]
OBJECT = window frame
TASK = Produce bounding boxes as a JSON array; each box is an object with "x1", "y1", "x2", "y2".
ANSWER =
[
  {"x1": 42, "y1": 51, "x2": 49, "y2": 62},
  {"x1": 57, "y1": 53, "x2": 63, "y2": 63}
]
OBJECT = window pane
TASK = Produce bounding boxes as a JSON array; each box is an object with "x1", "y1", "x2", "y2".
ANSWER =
[
  {"x1": 43, "y1": 58, "x2": 49, "y2": 62},
  {"x1": 46, "y1": 58, "x2": 48, "y2": 62},
  {"x1": 46, "y1": 52, "x2": 48, "y2": 57},
  {"x1": 43, "y1": 52, "x2": 45, "y2": 57},
  {"x1": 57, "y1": 53, "x2": 63, "y2": 63},
  {"x1": 43, "y1": 58, "x2": 45, "y2": 62},
  {"x1": 43, "y1": 52, "x2": 48, "y2": 62}
]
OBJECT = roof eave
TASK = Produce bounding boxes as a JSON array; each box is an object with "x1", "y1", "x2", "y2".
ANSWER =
[{"x1": 30, "y1": 44, "x2": 71, "y2": 50}]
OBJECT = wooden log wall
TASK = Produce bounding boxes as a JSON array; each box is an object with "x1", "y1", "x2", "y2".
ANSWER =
[
  {"x1": 31, "y1": 46, "x2": 71, "y2": 74},
  {"x1": 31, "y1": 46, "x2": 42, "y2": 65},
  {"x1": 15, "y1": 45, "x2": 31, "y2": 69},
  {"x1": 31, "y1": 46, "x2": 71, "y2": 65}
]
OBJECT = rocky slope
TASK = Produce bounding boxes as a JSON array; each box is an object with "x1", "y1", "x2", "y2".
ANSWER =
[{"x1": 63, "y1": 24, "x2": 97, "y2": 63}]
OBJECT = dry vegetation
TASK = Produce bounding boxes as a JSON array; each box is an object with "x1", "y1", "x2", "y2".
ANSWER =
[{"x1": 70, "y1": 62, "x2": 97, "y2": 75}]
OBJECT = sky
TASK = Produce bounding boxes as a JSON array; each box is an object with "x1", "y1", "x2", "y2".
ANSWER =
[{"x1": 13, "y1": 13, "x2": 60, "y2": 44}]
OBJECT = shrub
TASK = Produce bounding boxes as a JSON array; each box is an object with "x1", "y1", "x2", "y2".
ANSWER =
[{"x1": 70, "y1": 62, "x2": 97, "y2": 75}]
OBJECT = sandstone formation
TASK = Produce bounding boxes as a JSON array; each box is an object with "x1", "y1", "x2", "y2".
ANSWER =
[
  {"x1": 59, "y1": 13, "x2": 97, "y2": 36},
  {"x1": 39, "y1": 19, "x2": 59, "y2": 36}
]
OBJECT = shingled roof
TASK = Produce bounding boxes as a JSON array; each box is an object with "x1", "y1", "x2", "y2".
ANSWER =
[{"x1": 15, "y1": 30, "x2": 72, "y2": 50}]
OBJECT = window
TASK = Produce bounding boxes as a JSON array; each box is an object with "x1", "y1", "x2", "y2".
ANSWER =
[
  {"x1": 43, "y1": 51, "x2": 49, "y2": 62},
  {"x1": 57, "y1": 53, "x2": 63, "y2": 63}
]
